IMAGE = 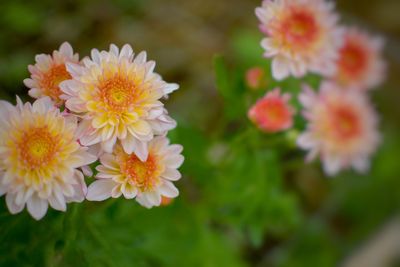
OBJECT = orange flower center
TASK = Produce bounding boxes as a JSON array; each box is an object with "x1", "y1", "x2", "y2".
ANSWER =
[
  {"x1": 264, "y1": 101, "x2": 288, "y2": 124},
  {"x1": 17, "y1": 127, "x2": 60, "y2": 169},
  {"x1": 338, "y1": 40, "x2": 368, "y2": 79},
  {"x1": 280, "y1": 8, "x2": 319, "y2": 49},
  {"x1": 39, "y1": 64, "x2": 71, "y2": 103},
  {"x1": 99, "y1": 75, "x2": 136, "y2": 113},
  {"x1": 122, "y1": 153, "x2": 160, "y2": 192},
  {"x1": 331, "y1": 106, "x2": 361, "y2": 140}
]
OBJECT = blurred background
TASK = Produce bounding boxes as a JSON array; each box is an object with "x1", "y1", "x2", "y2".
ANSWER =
[{"x1": 0, "y1": 0, "x2": 399, "y2": 266}]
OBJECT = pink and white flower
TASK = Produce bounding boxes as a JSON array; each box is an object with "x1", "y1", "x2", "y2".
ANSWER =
[
  {"x1": 0, "y1": 97, "x2": 96, "y2": 220},
  {"x1": 86, "y1": 136, "x2": 184, "y2": 208},
  {"x1": 24, "y1": 42, "x2": 79, "y2": 106},
  {"x1": 255, "y1": 0, "x2": 342, "y2": 80},
  {"x1": 297, "y1": 82, "x2": 380, "y2": 175},
  {"x1": 60, "y1": 44, "x2": 178, "y2": 160},
  {"x1": 248, "y1": 88, "x2": 294, "y2": 132},
  {"x1": 332, "y1": 27, "x2": 386, "y2": 90}
]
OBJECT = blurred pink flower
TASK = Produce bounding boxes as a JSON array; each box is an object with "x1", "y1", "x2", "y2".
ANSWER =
[
  {"x1": 255, "y1": 0, "x2": 342, "y2": 80},
  {"x1": 248, "y1": 88, "x2": 295, "y2": 132},
  {"x1": 24, "y1": 42, "x2": 79, "y2": 106},
  {"x1": 332, "y1": 27, "x2": 386, "y2": 90},
  {"x1": 297, "y1": 82, "x2": 381, "y2": 176}
]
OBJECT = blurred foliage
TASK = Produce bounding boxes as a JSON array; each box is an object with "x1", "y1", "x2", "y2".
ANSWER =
[{"x1": 0, "y1": 0, "x2": 400, "y2": 267}]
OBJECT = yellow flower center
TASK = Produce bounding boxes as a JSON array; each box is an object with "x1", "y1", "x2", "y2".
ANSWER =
[
  {"x1": 99, "y1": 75, "x2": 136, "y2": 113},
  {"x1": 39, "y1": 64, "x2": 71, "y2": 103},
  {"x1": 17, "y1": 127, "x2": 60, "y2": 169},
  {"x1": 121, "y1": 153, "x2": 161, "y2": 192}
]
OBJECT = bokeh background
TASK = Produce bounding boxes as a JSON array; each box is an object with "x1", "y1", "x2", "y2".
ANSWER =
[{"x1": 0, "y1": 0, "x2": 399, "y2": 266}]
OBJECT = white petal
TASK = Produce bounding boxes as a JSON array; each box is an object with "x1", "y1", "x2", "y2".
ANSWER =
[
  {"x1": 120, "y1": 44, "x2": 133, "y2": 59},
  {"x1": 86, "y1": 179, "x2": 116, "y2": 201},
  {"x1": 164, "y1": 155, "x2": 184, "y2": 169},
  {"x1": 111, "y1": 185, "x2": 123, "y2": 198},
  {"x1": 323, "y1": 156, "x2": 342, "y2": 176},
  {"x1": 99, "y1": 154, "x2": 119, "y2": 170},
  {"x1": 133, "y1": 140, "x2": 149, "y2": 162},
  {"x1": 81, "y1": 165, "x2": 93, "y2": 177},
  {"x1": 289, "y1": 61, "x2": 307, "y2": 78},
  {"x1": 15, "y1": 190, "x2": 26, "y2": 206},
  {"x1": 134, "y1": 51, "x2": 147, "y2": 64},
  {"x1": 145, "y1": 191, "x2": 161, "y2": 207},
  {"x1": 101, "y1": 135, "x2": 117, "y2": 153},
  {"x1": 145, "y1": 61, "x2": 156, "y2": 79},
  {"x1": 65, "y1": 97, "x2": 86, "y2": 112},
  {"x1": 24, "y1": 78, "x2": 37, "y2": 88},
  {"x1": 149, "y1": 136, "x2": 169, "y2": 152},
  {"x1": 159, "y1": 181, "x2": 179, "y2": 198},
  {"x1": 297, "y1": 133, "x2": 315, "y2": 149},
  {"x1": 261, "y1": 38, "x2": 277, "y2": 54},
  {"x1": 6, "y1": 193, "x2": 24, "y2": 214},
  {"x1": 32, "y1": 97, "x2": 54, "y2": 114},
  {"x1": 352, "y1": 157, "x2": 370, "y2": 173},
  {"x1": 122, "y1": 185, "x2": 138, "y2": 199},
  {"x1": 166, "y1": 144, "x2": 183, "y2": 155},
  {"x1": 81, "y1": 150, "x2": 98, "y2": 166},
  {"x1": 131, "y1": 120, "x2": 151, "y2": 136},
  {"x1": 59, "y1": 42, "x2": 74, "y2": 57},
  {"x1": 109, "y1": 44, "x2": 119, "y2": 57},
  {"x1": 66, "y1": 62, "x2": 85, "y2": 77},
  {"x1": 163, "y1": 83, "x2": 179, "y2": 95},
  {"x1": 147, "y1": 107, "x2": 164, "y2": 120},
  {"x1": 305, "y1": 149, "x2": 319, "y2": 162},
  {"x1": 162, "y1": 168, "x2": 182, "y2": 181},
  {"x1": 272, "y1": 56, "x2": 290, "y2": 80},
  {"x1": 27, "y1": 195, "x2": 49, "y2": 220},
  {"x1": 136, "y1": 194, "x2": 153, "y2": 208},
  {"x1": 121, "y1": 134, "x2": 136, "y2": 154},
  {"x1": 48, "y1": 191, "x2": 67, "y2": 211},
  {"x1": 299, "y1": 86, "x2": 316, "y2": 108},
  {"x1": 91, "y1": 49, "x2": 102, "y2": 65},
  {"x1": 80, "y1": 133, "x2": 102, "y2": 147},
  {"x1": 68, "y1": 171, "x2": 87, "y2": 202}
]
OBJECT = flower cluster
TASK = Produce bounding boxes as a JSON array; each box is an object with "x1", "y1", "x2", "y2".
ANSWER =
[
  {"x1": 0, "y1": 43, "x2": 184, "y2": 220},
  {"x1": 251, "y1": 0, "x2": 385, "y2": 176}
]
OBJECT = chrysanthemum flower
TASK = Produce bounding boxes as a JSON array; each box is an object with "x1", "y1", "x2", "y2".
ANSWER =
[
  {"x1": 24, "y1": 42, "x2": 79, "y2": 106},
  {"x1": 255, "y1": 0, "x2": 342, "y2": 80},
  {"x1": 61, "y1": 44, "x2": 178, "y2": 160},
  {"x1": 297, "y1": 83, "x2": 380, "y2": 175},
  {"x1": 248, "y1": 88, "x2": 295, "y2": 132},
  {"x1": 86, "y1": 137, "x2": 184, "y2": 208},
  {"x1": 0, "y1": 97, "x2": 96, "y2": 220},
  {"x1": 332, "y1": 27, "x2": 386, "y2": 90}
]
